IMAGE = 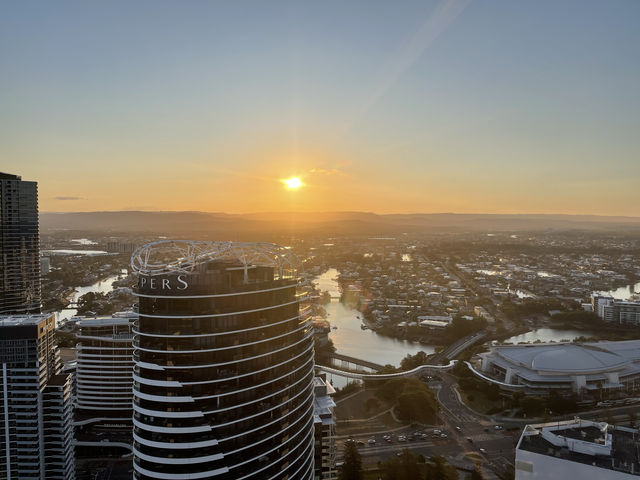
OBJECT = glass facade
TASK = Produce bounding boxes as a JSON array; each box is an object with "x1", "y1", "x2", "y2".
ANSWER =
[
  {"x1": 0, "y1": 172, "x2": 40, "y2": 315},
  {"x1": 132, "y1": 257, "x2": 315, "y2": 480}
]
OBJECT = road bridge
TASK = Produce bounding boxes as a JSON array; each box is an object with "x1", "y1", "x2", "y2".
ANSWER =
[{"x1": 326, "y1": 353, "x2": 385, "y2": 371}]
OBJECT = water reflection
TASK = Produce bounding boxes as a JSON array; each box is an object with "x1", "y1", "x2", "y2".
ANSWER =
[
  {"x1": 599, "y1": 281, "x2": 640, "y2": 300},
  {"x1": 55, "y1": 273, "x2": 124, "y2": 325},
  {"x1": 313, "y1": 269, "x2": 433, "y2": 368},
  {"x1": 502, "y1": 328, "x2": 584, "y2": 344}
]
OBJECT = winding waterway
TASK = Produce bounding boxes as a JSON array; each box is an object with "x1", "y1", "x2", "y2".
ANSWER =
[
  {"x1": 55, "y1": 273, "x2": 125, "y2": 325},
  {"x1": 313, "y1": 269, "x2": 433, "y2": 368}
]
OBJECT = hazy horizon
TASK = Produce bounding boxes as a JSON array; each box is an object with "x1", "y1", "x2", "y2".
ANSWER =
[{"x1": 39, "y1": 209, "x2": 640, "y2": 219}]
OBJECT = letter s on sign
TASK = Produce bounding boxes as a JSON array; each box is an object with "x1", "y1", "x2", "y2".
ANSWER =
[{"x1": 177, "y1": 275, "x2": 188, "y2": 290}]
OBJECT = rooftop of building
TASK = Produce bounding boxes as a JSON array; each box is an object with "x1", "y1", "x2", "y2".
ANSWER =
[
  {"x1": 0, "y1": 313, "x2": 54, "y2": 327},
  {"x1": 46, "y1": 373, "x2": 70, "y2": 387},
  {"x1": 517, "y1": 419, "x2": 640, "y2": 476},
  {"x1": 488, "y1": 339, "x2": 640, "y2": 375},
  {"x1": 76, "y1": 312, "x2": 137, "y2": 326},
  {"x1": 131, "y1": 240, "x2": 300, "y2": 277},
  {"x1": 0, "y1": 172, "x2": 21, "y2": 180}
]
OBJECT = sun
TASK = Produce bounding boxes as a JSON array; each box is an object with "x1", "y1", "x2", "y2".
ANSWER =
[{"x1": 283, "y1": 177, "x2": 303, "y2": 190}]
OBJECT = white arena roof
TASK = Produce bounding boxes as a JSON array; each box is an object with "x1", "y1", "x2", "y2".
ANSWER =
[{"x1": 497, "y1": 343, "x2": 631, "y2": 374}]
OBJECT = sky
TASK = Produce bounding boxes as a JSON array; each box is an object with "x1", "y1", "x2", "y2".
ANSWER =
[{"x1": 1, "y1": 0, "x2": 639, "y2": 215}]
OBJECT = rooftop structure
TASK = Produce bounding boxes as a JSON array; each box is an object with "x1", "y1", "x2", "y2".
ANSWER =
[{"x1": 516, "y1": 418, "x2": 640, "y2": 479}]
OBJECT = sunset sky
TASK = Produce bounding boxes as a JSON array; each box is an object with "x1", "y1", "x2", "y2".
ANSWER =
[{"x1": 1, "y1": 1, "x2": 639, "y2": 215}]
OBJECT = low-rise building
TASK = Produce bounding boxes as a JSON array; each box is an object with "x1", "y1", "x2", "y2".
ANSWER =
[
  {"x1": 603, "y1": 300, "x2": 640, "y2": 326},
  {"x1": 515, "y1": 419, "x2": 639, "y2": 479}
]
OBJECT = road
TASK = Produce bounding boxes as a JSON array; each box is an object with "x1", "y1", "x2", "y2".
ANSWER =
[
  {"x1": 336, "y1": 428, "x2": 476, "y2": 473},
  {"x1": 435, "y1": 372, "x2": 516, "y2": 479},
  {"x1": 336, "y1": 370, "x2": 516, "y2": 479}
]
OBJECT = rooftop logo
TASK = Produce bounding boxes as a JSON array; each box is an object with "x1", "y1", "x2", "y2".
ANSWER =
[{"x1": 139, "y1": 275, "x2": 188, "y2": 291}]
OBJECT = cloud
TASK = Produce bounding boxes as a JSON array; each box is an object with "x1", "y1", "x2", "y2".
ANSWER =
[
  {"x1": 54, "y1": 196, "x2": 84, "y2": 201},
  {"x1": 308, "y1": 167, "x2": 347, "y2": 177},
  {"x1": 309, "y1": 168, "x2": 339, "y2": 175}
]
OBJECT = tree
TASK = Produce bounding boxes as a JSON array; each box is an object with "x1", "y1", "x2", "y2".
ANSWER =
[
  {"x1": 520, "y1": 396, "x2": 544, "y2": 417},
  {"x1": 376, "y1": 378, "x2": 438, "y2": 424},
  {"x1": 425, "y1": 455, "x2": 458, "y2": 480},
  {"x1": 339, "y1": 441, "x2": 363, "y2": 480},
  {"x1": 379, "y1": 448, "x2": 424, "y2": 480},
  {"x1": 365, "y1": 397, "x2": 380, "y2": 413},
  {"x1": 468, "y1": 467, "x2": 485, "y2": 479},
  {"x1": 400, "y1": 351, "x2": 430, "y2": 370}
]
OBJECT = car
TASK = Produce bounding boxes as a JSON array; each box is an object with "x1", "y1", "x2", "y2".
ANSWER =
[
  {"x1": 398, "y1": 435, "x2": 407, "y2": 442},
  {"x1": 455, "y1": 426, "x2": 462, "y2": 432},
  {"x1": 440, "y1": 433, "x2": 447, "y2": 438},
  {"x1": 433, "y1": 429, "x2": 441, "y2": 434},
  {"x1": 479, "y1": 448, "x2": 487, "y2": 454},
  {"x1": 466, "y1": 437, "x2": 473, "y2": 443},
  {"x1": 494, "y1": 425, "x2": 503, "y2": 430},
  {"x1": 407, "y1": 434, "x2": 415, "y2": 441},
  {"x1": 368, "y1": 438, "x2": 376, "y2": 445}
]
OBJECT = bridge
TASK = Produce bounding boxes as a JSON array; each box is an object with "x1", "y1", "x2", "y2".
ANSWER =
[
  {"x1": 443, "y1": 331, "x2": 486, "y2": 358},
  {"x1": 427, "y1": 331, "x2": 487, "y2": 364},
  {"x1": 319, "y1": 330, "x2": 487, "y2": 380},
  {"x1": 326, "y1": 352, "x2": 385, "y2": 371},
  {"x1": 315, "y1": 360, "x2": 457, "y2": 381}
]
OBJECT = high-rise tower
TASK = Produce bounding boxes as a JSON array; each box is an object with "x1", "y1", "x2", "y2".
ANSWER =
[
  {"x1": 0, "y1": 172, "x2": 40, "y2": 314},
  {"x1": 74, "y1": 312, "x2": 136, "y2": 456},
  {"x1": 130, "y1": 241, "x2": 315, "y2": 480},
  {"x1": 0, "y1": 313, "x2": 75, "y2": 479}
]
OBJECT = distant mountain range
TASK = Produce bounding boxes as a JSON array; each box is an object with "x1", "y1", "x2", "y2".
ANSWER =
[{"x1": 39, "y1": 211, "x2": 640, "y2": 236}]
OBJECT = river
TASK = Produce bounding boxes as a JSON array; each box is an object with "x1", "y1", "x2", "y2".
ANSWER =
[
  {"x1": 313, "y1": 269, "x2": 433, "y2": 370},
  {"x1": 599, "y1": 281, "x2": 640, "y2": 300},
  {"x1": 55, "y1": 272, "x2": 125, "y2": 325},
  {"x1": 501, "y1": 327, "x2": 586, "y2": 344}
]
